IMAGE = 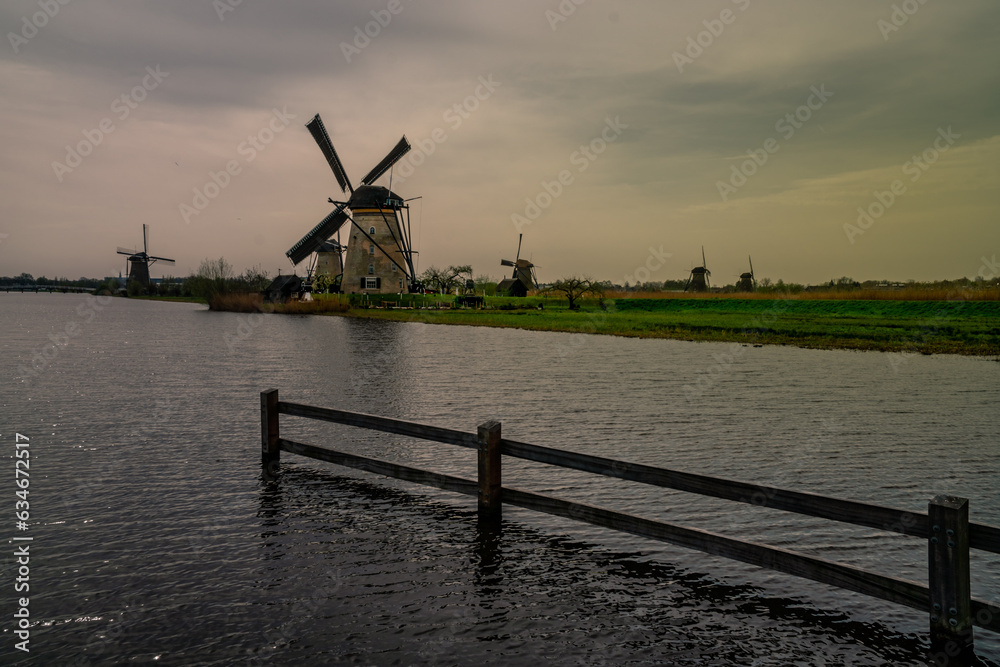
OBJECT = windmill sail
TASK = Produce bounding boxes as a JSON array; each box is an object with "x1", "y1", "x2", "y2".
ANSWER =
[
  {"x1": 306, "y1": 114, "x2": 353, "y2": 194},
  {"x1": 287, "y1": 203, "x2": 350, "y2": 265},
  {"x1": 360, "y1": 136, "x2": 411, "y2": 186}
]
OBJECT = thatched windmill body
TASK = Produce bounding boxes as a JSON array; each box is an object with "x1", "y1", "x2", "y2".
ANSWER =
[
  {"x1": 287, "y1": 114, "x2": 421, "y2": 294},
  {"x1": 684, "y1": 246, "x2": 711, "y2": 292},
  {"x1": 497, "y1": 234, "x2": 537, "y2": 297},
  {"x1": 736, "y1": 255, "x2": 756, "y2": 293},
  {"x1": 116, "y1": 224, "x2": 174, "y2": 288}
]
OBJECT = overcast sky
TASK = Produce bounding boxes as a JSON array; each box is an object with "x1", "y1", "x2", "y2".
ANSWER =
[{"x1": 2, "y1": 0, "x2": 998, "y2": 285}]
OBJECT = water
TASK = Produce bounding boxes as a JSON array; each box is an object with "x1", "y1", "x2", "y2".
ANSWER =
[{"x1": 1, "y1": 293, "x2": 998, "y2": 665}]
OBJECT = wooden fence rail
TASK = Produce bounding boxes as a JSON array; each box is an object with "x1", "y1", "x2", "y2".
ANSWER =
[{"x1": 261, "y1": 390, "x2": 1000, "y2": 655}]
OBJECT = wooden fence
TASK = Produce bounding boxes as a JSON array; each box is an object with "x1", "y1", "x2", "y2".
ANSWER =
[{"x1": 260, "y1": 389, "x2": 1000, "y2": 654}]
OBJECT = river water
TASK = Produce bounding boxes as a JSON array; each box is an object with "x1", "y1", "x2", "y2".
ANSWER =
[{"x1": 1, "y1": 293, "x2": 998, "y2": 665}]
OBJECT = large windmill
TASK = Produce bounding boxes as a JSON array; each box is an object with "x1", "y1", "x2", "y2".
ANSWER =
[
  {"x1": 736, "y1": 255, "x2": 756, "y2": 293},
  {"x1": 287, "y1": 114, "x2": 421, "y2": 294},
  {"x1": 684, "y1": 246, "x2": 711, "y2": 292},
  {"x1": 116, "y1": 224, "x2": 174, "y2": 289},
  {"x1": 497, "y1": 233, "x2": 537, "y2": 297}
]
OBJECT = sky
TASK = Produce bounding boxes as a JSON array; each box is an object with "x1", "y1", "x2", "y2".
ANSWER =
[{"x1": 1, "y1": 0, "x2": 998, "y2": 286}]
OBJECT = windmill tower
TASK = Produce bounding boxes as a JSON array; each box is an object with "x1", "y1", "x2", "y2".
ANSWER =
[
  {"x1": 497, "y1": 234, "x2": 537, "y2": 297},
  {"x1": 116, "y1": 224, "x2": 174, "y2": 289},
  {"x1": 287, "y1": 114, "x2": 420, "y2": 294},
  {"x1": 736, "y1": 255, "x2": 756, "y2": 293},
  {"x1": 684, "y1": 247, "x2": 711, "y2": 292}
]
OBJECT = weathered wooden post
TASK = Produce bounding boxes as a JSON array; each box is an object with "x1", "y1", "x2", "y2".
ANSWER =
[
  {"x1": 261, "y1": 389, "x2": 280, "y2": 477},
  {"x1": 477, "y1": 420, "x2": 502, "y2": 522},
  {"x1": 928, "y1": 495, "x2": 973, "y2": 654}
]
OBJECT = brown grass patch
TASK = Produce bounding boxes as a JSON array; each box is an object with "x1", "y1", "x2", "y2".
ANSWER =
[
  {"x1": 208, "y1": 292, "x2": 264, "y2": 312},
  {"x1": 603, "y1": 287, "x2": 1000, "y2": 302},
  {"x1": 277, "y1": 296, "x2": 350, "y2": 314}
]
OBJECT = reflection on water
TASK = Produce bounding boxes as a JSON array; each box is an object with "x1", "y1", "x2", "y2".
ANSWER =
[{"x1": 0, "y1": 294, "x2": 997, "y2": 665}]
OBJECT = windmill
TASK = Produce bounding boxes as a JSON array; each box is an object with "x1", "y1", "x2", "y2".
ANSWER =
[
  {"x1": 736, "y1": 255, "x2": 756, "y2": 293},
  {"x1": 116, "y1": 224, "x2": 174, "y2": 289},
  {"x1": 497, "y1": 233, "x2": 537, "y2": 297},
  {"x1": 286, "y1": 113, "x2": 421, "y2": 294},
  {"x1": 684, "y1": 246, "x2": 711, "y2": 292}
]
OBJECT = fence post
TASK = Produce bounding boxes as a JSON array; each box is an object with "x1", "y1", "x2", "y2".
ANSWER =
[
  {"x1": 928, "y1": 495, "x2": 973, "y2": 654},
  {"x1": 261, "y1": 389, "x2": 280, "y2": 477},
  {"x1": 477, "y1": 420, "x2": 502, "y2": 522}
]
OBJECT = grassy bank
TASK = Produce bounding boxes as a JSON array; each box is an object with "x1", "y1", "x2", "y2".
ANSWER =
[
  {"x1": 335, "y1": 296, "x2": 1000, "y2": 356},
  {"x1": 183, "y1": 290, "x2": 1000, "y2": 356}
]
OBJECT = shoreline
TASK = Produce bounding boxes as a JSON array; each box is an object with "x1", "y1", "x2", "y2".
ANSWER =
[
  {"x1": 329, "y1": 299, "x2": 1000, "y2": 357},
  {"x1": 117, "y1": 293, "x2": 1000, "y2": 357}
]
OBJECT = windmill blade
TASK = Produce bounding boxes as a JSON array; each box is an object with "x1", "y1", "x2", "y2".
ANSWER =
[
  {"x1": 143, "y1": 224, "x2": 149, "y2": 255},
  {"x1": 306, "y1": 114, "x2": 353, "y2": 194},
  {"x1": 286, "y1": 204, "x2": 350, "y2": 265},
  {"x1": 117, "y1": 247, "x2": 138, "y2": 255},
  {"x1": 515, "y1": 233, "x2": 523, "y2": 263},
  {"x1": 148, "y1": 256, "x2": 175, "y2": 265},
  {"x1": 749, "y1": 255, "x2": 755, "y2": 278},
  {"x1": 360, "y1": 136, "x2": 411, "y2": 186},
  {"x1": 701, "y1": 246, "x2": 707, "y2": 269},
  {"x1": 500, "y1": 259, "x2": 515, "y2": 267}
]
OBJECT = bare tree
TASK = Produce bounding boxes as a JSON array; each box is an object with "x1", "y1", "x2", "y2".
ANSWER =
[
  {"x1": 543, "y1": 276, "x2": 604, "y2": 310},
  {"x1": 420, "y1": 264, "x2": 473, "y2": 294}
]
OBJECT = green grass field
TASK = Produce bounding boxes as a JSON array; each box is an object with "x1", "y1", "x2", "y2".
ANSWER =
[{"x1": 337, "y1": 296, "x2": 1000, "y2": 356}]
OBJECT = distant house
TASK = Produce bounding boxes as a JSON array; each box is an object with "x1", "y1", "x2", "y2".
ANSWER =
[
  {"x1": 496, "y1": 277, "x2": 529, "y2": 298},
  {"x1": 263, "y1": 274, "x2": 302, "y2": 304}
]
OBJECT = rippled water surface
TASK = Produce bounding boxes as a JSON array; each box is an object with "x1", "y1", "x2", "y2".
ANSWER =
[{"x1": 1, "y1": 294, "x2": 998, "y2": 665}]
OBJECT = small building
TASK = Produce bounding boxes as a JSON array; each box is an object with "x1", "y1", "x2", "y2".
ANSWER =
[
  {"x1": 263, "y1": 274, "x2": 302, "y2": 304},
  {"x1": 497, "y1": 277, "x2": 529, "y2": 298}
]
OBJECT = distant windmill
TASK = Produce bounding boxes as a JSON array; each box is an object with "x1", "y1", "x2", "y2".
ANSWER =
[
  {"x1": 736, "y1": 255, "x2": 756, "y2": 293},
  {"x1": 497, "y1": 233, "x2": 537, "y2": 297},
  {"x1": 116, "y1": 224, "x2": 174, "y2": 288},
  {"x1": 286, "y1": 113, "x2": 420, "y2": 294},
  {"x1": 684, "y1": 246, "x2": 711, "y2": 292}
]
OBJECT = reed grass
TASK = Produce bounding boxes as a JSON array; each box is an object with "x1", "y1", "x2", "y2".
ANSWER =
[
  {"x1": 278, "y1": 296, "x2": 350, "y2": 314},
  {"x1": 603, "y1": 287, "x2": 1000, "y2": 301},
  {"x1": 208, "y1": 292, "x2": 264, "y2": 312}
]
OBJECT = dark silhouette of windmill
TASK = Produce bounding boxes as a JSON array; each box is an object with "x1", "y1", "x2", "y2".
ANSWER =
[
  {"x1": 497, "y1": 234, "x2": 537, "y2": 297},
  {"x1": 684, "y1": 246, "x2": 711, "y2": 292},
  {"x1": 116, "y1": 224, "x2": 174, "y2": 289},
  {"x1": 736, "y1": 255, "x2": 756, "y2": 293},
  {"x1": 286, "y1": 113, "x2": 421, "y2": 294}
]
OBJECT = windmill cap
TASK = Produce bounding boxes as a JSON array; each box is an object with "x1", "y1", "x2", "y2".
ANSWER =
[{"x1": 348, "y1": 185, "x2": 404, "y2": 210}]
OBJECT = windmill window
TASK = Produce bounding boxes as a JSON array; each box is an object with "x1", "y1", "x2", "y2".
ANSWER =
[
  {"x1": 369, "y1": 245, "x2": 375, "y2": 256},
  {"x1": 391, "y1": 264, "x2": 397, "y2": 272},
  {"x1": 369, "y1": 226, "x2": 376, "y2": 235},
  {"x1": 364, "y1": 277, "x2": 379, "y2": 289},
  {"x1": 368, "y1": 264, "x2": 375, "y2": 275}
]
